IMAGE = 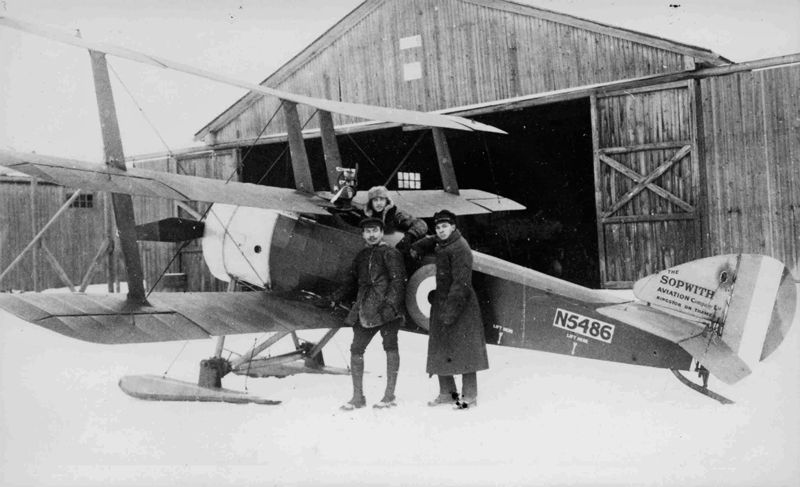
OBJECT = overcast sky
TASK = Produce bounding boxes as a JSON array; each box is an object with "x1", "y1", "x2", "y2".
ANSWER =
[{"x1": 1, "y1": 0, "x2": 798, "y2": 160}]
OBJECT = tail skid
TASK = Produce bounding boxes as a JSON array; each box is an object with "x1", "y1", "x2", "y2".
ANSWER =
[{"x1": 670, "y1": 368, "x2": 735, "y2": 405}]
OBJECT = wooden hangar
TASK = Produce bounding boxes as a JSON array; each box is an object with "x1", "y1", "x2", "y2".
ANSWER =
[{"x1": 2, "y1": 0, "x2": 797, "y2": 293}]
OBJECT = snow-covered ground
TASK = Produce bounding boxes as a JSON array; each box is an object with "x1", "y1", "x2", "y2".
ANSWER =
[{"x1": 1, "y1": 285, "x2": 799, "y2": 487}]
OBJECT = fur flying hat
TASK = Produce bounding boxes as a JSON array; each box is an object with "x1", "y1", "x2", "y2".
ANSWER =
[
  {"x1": 367, "y1": 185, "x2": 390, "y2": 201},
  {"x1": 359, "y1": 217, "x2": 384, "y2": 230},
  {"x1": 433, "y1": 209, "x2": 456, "y2": 225}
]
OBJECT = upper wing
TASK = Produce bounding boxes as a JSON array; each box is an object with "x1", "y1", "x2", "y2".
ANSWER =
[
  {"x1": 0, "y1": 291, "x2": 345, "y2": 344},
  {"x1": 0, "y1": 15, "x2": 504, "y2": 135},
  {"x1": 0, "y1": 149, "x2": 329, "y2": 215}
]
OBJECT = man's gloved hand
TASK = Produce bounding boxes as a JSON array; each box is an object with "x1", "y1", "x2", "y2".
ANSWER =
[{"x1": 395, "y1": 233, "x2": 414, "y2": 252}]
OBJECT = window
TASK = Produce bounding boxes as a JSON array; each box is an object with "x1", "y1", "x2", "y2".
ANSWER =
[
  {"x1": 397, "y1": 172, "x2": 421, "y2": 189},
  {"x1": 69, "y1": 193, "x2": 94, "y2": 208}
]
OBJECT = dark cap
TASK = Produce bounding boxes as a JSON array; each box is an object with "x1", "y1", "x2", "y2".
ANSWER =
[
  {"x1": 433, "y1": 209, "x2": 456, "y2": 225},
  {"x1": 359, "y1": 217, "x2": 384, "y2": 230}
]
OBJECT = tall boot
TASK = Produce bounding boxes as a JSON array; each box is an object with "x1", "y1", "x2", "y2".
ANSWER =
[
  {"x1": 341, "y1": 354, "x2": 366, "y2": 410},
  {"x1": 374, "y1": 350, "x2": 399, "y2": 408},
  {"x1": 456, "y1": 372, "x2": 477, "y2": 409},
  {"x1": 428, "y1": 375, "x2": 458, "y2": 406}
]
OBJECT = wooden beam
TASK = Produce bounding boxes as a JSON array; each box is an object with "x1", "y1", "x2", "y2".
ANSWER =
[
  {"x1": 599, "y1": 146, "x2": 694, "y2": 217},
  {"x1": 88, "y1": 49, "x2": 146, "y2": 302},
  {"x1": 599, "y1": 140, "x2": 692, "y2": 155},
  {"x1": 79, "y1": 238, "x2": 111, "y2": 292},
  {"x1": 282, "y1": 101, "x2": 315, "y2": 193},
  {"x1": 318, "y1": 110, "x2": 343, "y2": 191},
  {"x1": 601, "y1": 213, "x2": 696, "y2": 224},
  {"x1": 104, "y1": 191, "x2": 116, "y2": 293},
  {"x1": 431, "y1": 128, "x2": 459, "y2": 195},
  {"x1": 590, "y1": 95, "x2": 608, "y2": 287},
  {"x1": 231, "y1": 330, "x2": 292, "y2": 369},
  {"x1": 41, "y1": 242, "x2": 76, "y2": 292},
  {"x1": 0, "y1": 189, "x2": 81, "y2": 285},
  {"x1": 29, "y1": 177, "x2": 39, "y2": 292}
]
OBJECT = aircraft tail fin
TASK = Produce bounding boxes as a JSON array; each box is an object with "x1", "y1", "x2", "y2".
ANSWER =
[{"x1": 632, "y1": 254, "x2": 797, "y2": 375}]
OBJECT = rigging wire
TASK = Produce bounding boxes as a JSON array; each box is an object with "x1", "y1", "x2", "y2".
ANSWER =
[
  {"x1": 346, "y1": 132, "x2": 386, "y2": 178},
  {"x1": 144, "y1": 103, "x2": 294, "y2": 296},
  {"x1": 382, "y1": 131, "x2": 428, "y2": 188},
  {"x1": 244, "y1": 336, "x2": 257, "y2": 392},
  {"x1": 255, "y1": 109, "x2": 319, "y2": 186},
  {"x1": 238, "y1": 100, "x2": 286, "y2": 175},
  {"x1": 162, "y1": 340, "x2": 190, "y2": 377},
  {"x1": 107, "y1": 61, "x2": 187, "y2": 174}
]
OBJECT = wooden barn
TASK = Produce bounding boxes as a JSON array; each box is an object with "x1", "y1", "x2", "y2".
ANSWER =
[
  {"x1": 2, "y1": 0, "x2": 798, "y2": 292},
  {"x1": 188, "y1": 0, "x2": 798, "y2": 288}
]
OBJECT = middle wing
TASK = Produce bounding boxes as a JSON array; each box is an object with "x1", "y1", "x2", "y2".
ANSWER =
[
  {"x1": 0, "y1": 291, "x2": 345, "y2": 344},
  {"x1": 0, "y1": 149, "x2": 526, "y2": 217},
  {"x1": 0, "y1": 149, "x2": 329, "y2": 215}
]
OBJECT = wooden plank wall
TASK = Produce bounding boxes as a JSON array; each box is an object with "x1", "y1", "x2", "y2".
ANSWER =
[
  {"x1": 593, "y1": 84, "x2": 700, "y2": 287},
  {"x1": 0, "y1": 180, "x2": 106, "y2": 291},
  {"x1": 700, "y1": 64, "x2": 800, "y2": 277},
  {"x1": 212, "y1": 0, "x2": 687, "y2": 144},
  {"x1": 132, "y1": 150, "x2": 239, "y2": 292}
]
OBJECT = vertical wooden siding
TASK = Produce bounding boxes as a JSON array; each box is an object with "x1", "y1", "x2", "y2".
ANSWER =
[
  {"x1": 700, "y1": 64, "x2": 800, "y2": 277},
  {"x1": 213, "y1": 0, "x2": 687, "y2": 144},
  {"x1": 0, "y1": 181, "x2": 106, "y2": 291}
]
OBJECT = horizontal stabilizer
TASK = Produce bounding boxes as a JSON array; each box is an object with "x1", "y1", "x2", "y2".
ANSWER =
[
  {"x1": 136, "y1": 218, "x2": 205, "y2": 242},
  {"x1": 597, "y1": 302, "x2": 751, "y2": 384},
  {"x1": 0, "y1": 291, "x2": 346, "y2": 344},
  {"x1": 633, "y1": 254, "x2": 797, "y2": 371}
]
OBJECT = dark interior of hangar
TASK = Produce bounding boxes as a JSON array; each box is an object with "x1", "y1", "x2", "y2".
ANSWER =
[{"x1": 240, "y1": 99, "x2": 600, "y2": 287}]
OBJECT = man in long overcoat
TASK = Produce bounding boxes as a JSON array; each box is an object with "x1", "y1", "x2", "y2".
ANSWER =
[
  {"x1": 330, "y1": 217, "x2": 407, "y2": 410},
  {"x1": 411, "y1": 209, "x2": 488, "y2": 409}
]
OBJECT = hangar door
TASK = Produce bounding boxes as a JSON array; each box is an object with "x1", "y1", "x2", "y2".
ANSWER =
[{"x1": 591, "y1": 81, "x2": 702, "y2": 288}]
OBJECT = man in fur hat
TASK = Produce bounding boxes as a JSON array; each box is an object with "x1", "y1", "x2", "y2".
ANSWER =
[
  {"x1": 411, "y1": 209, "x2": 489, "y2": 409},
  {"x1": 363, "y1": 185, "x2": 428, "y2": 254},
  {"x1": 330, "y1": 217, "x2": 407, "y2": 410}
]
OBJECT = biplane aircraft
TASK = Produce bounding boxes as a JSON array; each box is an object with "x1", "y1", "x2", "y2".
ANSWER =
[{"x1": 0, "y1": 16, "x2": 796, "y2": 406}]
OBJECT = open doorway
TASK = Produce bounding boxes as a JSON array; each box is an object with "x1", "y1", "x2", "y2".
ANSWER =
[{"x1": 447, "y1": 98, "x2": 600, "y2": 287}]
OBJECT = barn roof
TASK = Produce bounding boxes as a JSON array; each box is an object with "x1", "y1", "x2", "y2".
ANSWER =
[{"x1": 195, "y1": 0, "x2": 729, "y2": 142}]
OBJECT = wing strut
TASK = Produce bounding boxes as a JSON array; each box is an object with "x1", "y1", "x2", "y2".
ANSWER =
[
  {"x1": 283, "y1": 102, "x2": 315, "y2": 193},
  {"x1": 432, "y1": 128, "x2": 459, "y2": 195},
  {"x1": 88, "y1": 50, "x2": 147, "y2": 302}
]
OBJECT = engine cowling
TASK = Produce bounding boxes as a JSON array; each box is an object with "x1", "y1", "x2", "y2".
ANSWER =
[
  {"x1": 201, "y1": 204, "x2": 283, "y2": 288},
  {"x1": 405, "y1": 264, "x2": 437, "y2": 331}
]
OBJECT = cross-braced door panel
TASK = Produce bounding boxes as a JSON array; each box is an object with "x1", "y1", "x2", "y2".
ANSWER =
[{"x1": 591, "y1": 82, "x2": 701, "y2": 288}]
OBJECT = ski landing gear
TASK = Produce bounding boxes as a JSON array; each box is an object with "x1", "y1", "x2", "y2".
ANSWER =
[{"x1": 119, "y1": 329, "x2": 346, "y2": 404}]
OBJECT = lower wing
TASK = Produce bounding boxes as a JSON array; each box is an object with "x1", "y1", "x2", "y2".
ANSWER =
[{"x1": 0, "y1": 291, "x2": 345, "y2": 344}]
